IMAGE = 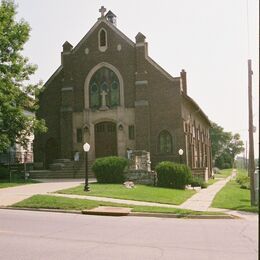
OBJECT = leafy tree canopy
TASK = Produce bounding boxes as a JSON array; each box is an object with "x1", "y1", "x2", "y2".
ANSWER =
[
  {"x1": 210, "y1": 122, "x2": 244, "y2": 169},
  {"x1": 0, "y1": 0, "x2": 46, "y2": 152}
]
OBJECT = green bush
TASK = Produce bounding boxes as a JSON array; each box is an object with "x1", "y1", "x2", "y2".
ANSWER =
[
  {"x1": 236, "y1": 174, "x2": 250, "y2": 189},
  {"x1": 92, "y1": 156, "x2": 128, "y2": 183},
  {"x1": 213, "y1": 167, "x2": 220, "y2": 174},
  {"x1": 155, "y1": 161, "x2": 192, "y2": 189},
  {"x1": 189, "y1": 177, "x2": 207, "y2": 189}
]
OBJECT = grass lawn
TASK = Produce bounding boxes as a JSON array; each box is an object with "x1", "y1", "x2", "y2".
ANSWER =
[
  {"x1": 214, "y1": 169, "x2": 233, "y2": 179},
  {"x1": 57, "y1": 183, "x2": 196, "y2": 205},
  {"x1": 211, "y1": 169, "x2": 258, "y2": 213},
  {"x1": 0, "y1": 179, "x2": 39, "y2": 189},
  {"x1": 13, "y1": 195, "x2": 225, "y2": 216}
]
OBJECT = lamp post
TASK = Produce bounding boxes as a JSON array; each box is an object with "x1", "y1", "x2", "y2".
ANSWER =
[
  {"x1": 83, "y1": 142, "x2": 90, "y2": 191},
  {"x1": 178, "y1": 149, "x2": 184, "y2": 164}
]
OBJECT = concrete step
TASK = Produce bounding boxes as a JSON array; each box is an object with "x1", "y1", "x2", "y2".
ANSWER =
[
  {"x1": 82, "y1": 206, "x2": 132, "y2": 216},
  {"x1": 29, "y1": 169, "x2": 95, "y2": 179},
  {"x1": 29, "y1": 159, "x2": 95, "y2": 179}
]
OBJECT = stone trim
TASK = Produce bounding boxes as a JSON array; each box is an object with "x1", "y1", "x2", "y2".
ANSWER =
[
  {"x1": 135, "y1": 100, "x2": 149, "y2": 107},
  {"x1": 135, "y1": 80, "x2": 148, "y2": 86},
  {"x1": 135, "y1": 43, "x2": 146, "y2": 47},
  {"x1": 61, "y1": 87, "x2": 73, "y2": 92}
]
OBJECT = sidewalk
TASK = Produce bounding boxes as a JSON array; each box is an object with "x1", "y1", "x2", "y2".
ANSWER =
[
  {"x1": 46, "y1": 171, "x2": 238, "y2": 212},
  {"x1": 0, "y1": 172, "x2": 235, "y2": 211},
  {"x1": 49, "y1": 193, "x2": 182, "y2": 209},
  {"x1": 2, "y1": 170, "x2": 254, "y2": 219},
  {"x1": 180, "y1": 170, "x2": 237, "y2": 211},
  {"x1": 0, "y1": 179, "x2": 85, "y2": 206}
]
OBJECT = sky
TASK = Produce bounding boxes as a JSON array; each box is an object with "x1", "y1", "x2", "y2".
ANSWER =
[{"x1": 14, "y1": 0, "x2": 259, "y2": 158}]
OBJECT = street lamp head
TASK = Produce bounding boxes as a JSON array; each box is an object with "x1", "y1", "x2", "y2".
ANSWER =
[
  {"x1": 178, "y1": 149, "x2": 184, "y2": 155},
  {"x1": 83, "y1": 142, "x2": 90, "y2": 152}
]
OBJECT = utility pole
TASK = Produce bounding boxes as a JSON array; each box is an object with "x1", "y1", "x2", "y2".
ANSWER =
[
  {"x1": 247, "y1": 59, "x2": 256, "y2": 206},
  {"x1": 245, "y1": 141, "x2": 248, "y2": 172}
]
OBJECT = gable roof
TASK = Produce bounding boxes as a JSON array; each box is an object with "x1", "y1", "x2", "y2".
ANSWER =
[
  {"x1": 73, "y1": 18, "x2": 135, "y2": 53},
  {"x1": 44, "y1": 15, "x2": 180, "y2": 86},
  {"x1": 182, "y1": 93, "x2": 211, "y2": 126}
]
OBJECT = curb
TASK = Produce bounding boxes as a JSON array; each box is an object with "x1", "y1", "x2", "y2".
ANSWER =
[
  {"x1": 0, "y1": 206, "x2": 81, "y2": 215},
  {"x1": 0, "y1": 206, "x2": 238, "y2": 219},
  {"x1": 129, "y1": 212, "x2": 237, "y2": 219}
]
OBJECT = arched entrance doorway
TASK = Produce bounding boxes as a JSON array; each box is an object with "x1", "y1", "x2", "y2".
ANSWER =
[
  {"x1": 95, "y1": 122, "x2": 117, "y2": 158},
  {"x1": 45, "y1": 138, "x2": 59, "y2": 168}
]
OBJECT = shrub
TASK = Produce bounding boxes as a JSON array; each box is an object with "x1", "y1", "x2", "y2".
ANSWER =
[
  {"x1": 92, "y1": 156, "x2": 128, "y2": 183},
  {"x1": 213, "y1": 167, "x2": 220, "y2": 174},
  {"x1": 155, "y1": 161, "x2": 192, "y2": 189},
  {"x1": 189, "y1": 177, "x2": 207, "y2": 189},
  {"x1": 236, "y1": 174, "x2": 250, "y2": 189}
]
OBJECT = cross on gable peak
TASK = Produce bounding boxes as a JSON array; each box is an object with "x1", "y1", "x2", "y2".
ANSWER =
[{"x1": 99, "y1": 6, "x2": 106, "y2": 17}]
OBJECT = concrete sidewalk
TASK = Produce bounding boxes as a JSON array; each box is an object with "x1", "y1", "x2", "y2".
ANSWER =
[
  {"x1": 48, "y1": 171, "x2": 237, "y2": 212},
  {"x1": 49, "y1": 193, "x2": 182, "y2": 209},
  {"x1": 0, "y1": 179, "x2": 85, "y2": 206},
  {"x1": 3, "y1": 169, "x2": 256, "y2": 221},
  {"x1": 0, "y1": 172, "x2": 235, "y2": 210},
  {"x1": 180, "y1": 170, "x2": 237, "y2": 211}
]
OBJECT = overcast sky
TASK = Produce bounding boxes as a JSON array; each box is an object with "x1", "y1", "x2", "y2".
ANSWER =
[{"x1": 14, "y1": 0, "x2": 259, "y2": 158}]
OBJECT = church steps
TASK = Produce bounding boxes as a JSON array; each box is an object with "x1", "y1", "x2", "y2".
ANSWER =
[{"x1": 29, "y1": 160, "x2": 95, "y2": 179}]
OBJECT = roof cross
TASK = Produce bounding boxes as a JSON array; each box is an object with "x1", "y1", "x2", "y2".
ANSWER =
[{"x1": 99, "y1": 6, "x2": 106, "y2": 17}]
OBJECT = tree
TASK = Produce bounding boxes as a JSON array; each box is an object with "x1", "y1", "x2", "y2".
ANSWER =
[
  {"x1": 0, "y1": 0, "x2": 46, "y2": 152},
  {"x1": 210, "y1": 122, "x2": 232, "y2": 161},
  {"x1": 228, "y1": 133, "x2": 244, "y2": 167},
  {"x1": 210, "y1": 122, "x2": 244, "y2": 169}
]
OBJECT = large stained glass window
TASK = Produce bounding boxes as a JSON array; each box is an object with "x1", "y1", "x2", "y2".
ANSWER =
[
  {"x1": 89, "y1": 67, "x2": 120, "y2": 109},
  {"x1": 159, "y1": 130, "x2": 172, "y2": 154}
]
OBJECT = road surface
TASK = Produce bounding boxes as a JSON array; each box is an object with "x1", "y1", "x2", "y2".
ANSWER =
[{"x1": 0, "y1": 209, "x2": 258, "y2": 260}]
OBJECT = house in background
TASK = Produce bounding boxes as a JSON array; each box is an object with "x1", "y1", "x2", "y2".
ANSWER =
[
  {"x1": 34, "y1": 7, "x2": 212, "y2": 180},
  {"x1": 0, "y1": 109, "x2": 34, "y2": 165}
]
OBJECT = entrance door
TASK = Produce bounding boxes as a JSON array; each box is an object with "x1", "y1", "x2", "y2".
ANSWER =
[
  {"x1": 95, "y1": 122, "x2": 117, "y2": 158},
  {"x1": 45, "y1": 138, "x2": 59, "y2": 168}
]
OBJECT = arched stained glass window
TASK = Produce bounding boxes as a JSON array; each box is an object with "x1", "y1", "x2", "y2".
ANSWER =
[
  {"x1": 89, "y1": 67, "x2": 120, "y2": 109},
  {"x1": 159, "y1": 130, "x2": 172, "y2": 154}
]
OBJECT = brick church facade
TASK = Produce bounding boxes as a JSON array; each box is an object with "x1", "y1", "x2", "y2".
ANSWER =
[{"x1": 34, "y1": 7, "x2": 212, "y2": 179}]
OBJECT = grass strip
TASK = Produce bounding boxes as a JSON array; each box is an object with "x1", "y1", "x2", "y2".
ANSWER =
[
  {"x1": 13, "y1": 195, "x2": 225, "y2": 216},
  {"x1": 57, "y1": 183, "x2": 196, "y2": 205},
  {"x1": 211, "y1": 169, "x2": 258, "y2": 213}
]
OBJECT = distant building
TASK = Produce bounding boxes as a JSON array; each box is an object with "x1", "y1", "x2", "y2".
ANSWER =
[
  {"x1": 35, "y1": 7, "x2": 212, "y2": 179},
  {"x1": 0, "y1": 109, "x2": 34, "y2": 165}
]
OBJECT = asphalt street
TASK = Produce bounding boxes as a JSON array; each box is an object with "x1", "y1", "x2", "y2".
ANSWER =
[{"x1": 0, "y1": 209, "x2": 258, "y2": 260}]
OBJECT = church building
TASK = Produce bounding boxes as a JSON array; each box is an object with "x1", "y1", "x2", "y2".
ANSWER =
[{"x1": 34, "y1": 7, "x2": 212, "y2": 179}]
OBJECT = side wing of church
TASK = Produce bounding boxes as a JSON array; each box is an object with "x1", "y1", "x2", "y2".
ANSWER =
[{"x1": 34, "y1": 8, "x2": 212, "y2": 179}]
